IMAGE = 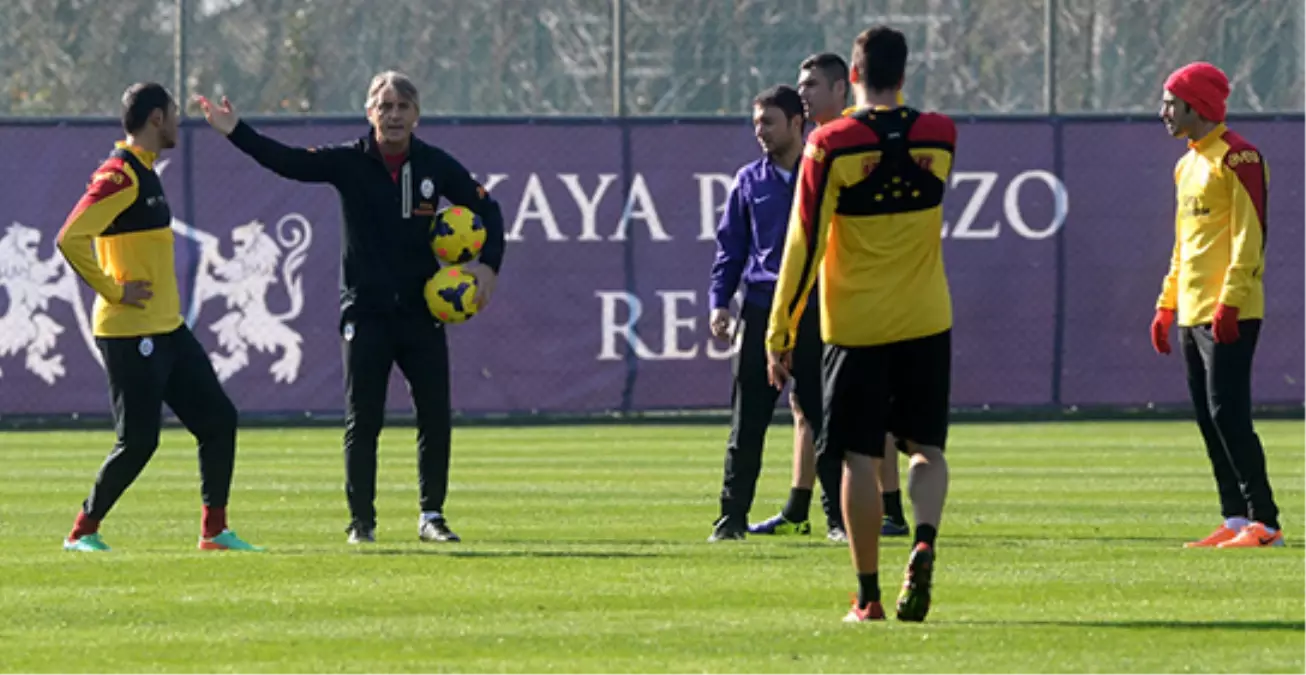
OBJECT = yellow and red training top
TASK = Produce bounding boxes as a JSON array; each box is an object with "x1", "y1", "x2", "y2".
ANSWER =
[
  {"x1": 57, "y1": 142, "x2": 182, "y2": 338},
  {"x1": 768, "y1": 106, "x2": 957, "y2": 350},
  {"x1": 1157, "y1": 123, "x2": 1268, "y2": 326}
]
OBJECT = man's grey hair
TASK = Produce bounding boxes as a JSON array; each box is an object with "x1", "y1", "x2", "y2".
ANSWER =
[{"x1": 365, "y1": 71, "x2": 419, "y2": 110}]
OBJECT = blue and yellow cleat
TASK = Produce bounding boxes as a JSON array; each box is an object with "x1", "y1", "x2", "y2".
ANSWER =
[
  {"x1": 748, "y1": 514, "x2": 811, "y2": 536},
  {"x1": 198, "y1": 529, "x2": 265, "y2": 552},
  {"x1": 64, "y1": 533, "x2": 111, "y2": 552}
]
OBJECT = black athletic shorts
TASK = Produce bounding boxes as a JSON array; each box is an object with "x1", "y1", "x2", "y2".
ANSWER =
[{"x1": 820, "y1": 329, "x2": 951, "y2": 458}]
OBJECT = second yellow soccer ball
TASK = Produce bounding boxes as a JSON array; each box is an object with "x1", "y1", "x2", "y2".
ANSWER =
[
  {"x1": 424, "y1": 265, "x2": 480, "y2": 324},
  {"x1": 429, "y1": 205, "x2": 486, "y2": 265}
]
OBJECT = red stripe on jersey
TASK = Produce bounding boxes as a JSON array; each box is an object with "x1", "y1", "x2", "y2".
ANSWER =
[
  {"x1": 815, "y1": 116, "x2": 878, "y2": 151},
  {"x1": 814, "y1": 110, "x2": 957, "y2": 149},
  {"x1": 1222, "y1": 131, "x2": 1267, "y2": 234},
  {"x1": 59, "y1": 158, "x2": 134, "y2": 239},
  {"x1": 86, "y1": 158, "x2": 133, "y2": 201},
  {"x1": 796, "y1": 141, "x2": 833, "y2": 245},
  {"x1": 908, "y1": 112, "x2": 957, "y2": 146}
]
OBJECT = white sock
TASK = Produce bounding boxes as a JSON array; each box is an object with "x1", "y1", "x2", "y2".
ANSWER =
[
  {"x1": 1225, "y1": 517, "x2": 1251, "y2": 531},
  {"x1": 421, "y1": 511, "x2": 443, "y2": 523}
]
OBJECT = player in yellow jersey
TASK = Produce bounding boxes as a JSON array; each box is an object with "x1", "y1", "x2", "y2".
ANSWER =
[
  {"x1": 57, "y1": 83, "x2": 262, "y2": 553},
  {"x1": 1153, "y1": 62, "x2": 1283, "y2": 549},
  {"x1": 802, "y1": 53, "x2": 911, "y2": 539},
  {"x1": 748, "y1": 52, "x2": 911, "y2": 542},
  {"x1": 768, "y1": 26, "x2": 956, "y2": 623},
  {"x1": 743, "y1": 53, "x2": 848, "y2": 543}
]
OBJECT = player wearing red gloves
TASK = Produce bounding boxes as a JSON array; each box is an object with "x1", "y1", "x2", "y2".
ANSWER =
[{"x1": 1153, "y1": 61, "x2": 1282, "y2": 549}]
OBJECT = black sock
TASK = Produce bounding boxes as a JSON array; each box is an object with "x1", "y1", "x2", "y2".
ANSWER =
[
  {"x1": 857, "y1": 573, "x2": 880, "y2": 607},
  {"x1": 780, "y1": 488, "x2": 812, "y2": 523},
  {"x1": 915, "y1": 523, "x2": 938, "y2": 548},
  {"x1": 882, "y1": 490, "x2": 904, "y2": 522}
]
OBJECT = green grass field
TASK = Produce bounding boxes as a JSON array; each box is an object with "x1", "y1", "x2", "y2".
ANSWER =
[{"x1": 1, "y1": 420, "x2": 1303, "y2": 673}]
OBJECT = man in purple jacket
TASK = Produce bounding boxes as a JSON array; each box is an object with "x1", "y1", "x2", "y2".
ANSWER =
[{"x1": 707, "y1": 85, "x2": 844, "y2": 542}]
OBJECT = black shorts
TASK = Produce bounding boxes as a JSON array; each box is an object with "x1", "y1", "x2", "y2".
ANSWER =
[{"x1": 820, "y1": 329, "x2": 951, "y2": 458}]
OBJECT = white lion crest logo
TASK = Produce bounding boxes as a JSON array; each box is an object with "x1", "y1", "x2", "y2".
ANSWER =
[
  {"x1": 183, "y1": 214, "x2": 312, "y2": 383},
  {"x1": 0, "y1": 222, "x2": 98, "y2": 384}
]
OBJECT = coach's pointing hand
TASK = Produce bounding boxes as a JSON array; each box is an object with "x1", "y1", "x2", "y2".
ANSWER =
[{"x1": 194, "y1": 95, "x2": 240, "y2": 136}]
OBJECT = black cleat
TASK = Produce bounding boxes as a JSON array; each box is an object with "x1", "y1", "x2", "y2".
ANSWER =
[
  {"x1": 881, "y1": 516, "x2": 911, "y2": 537},
  {"x1": 346, "y1": 523, "x2": 376, "y2": 544},
  {"x1": 419, "y1": 517, "x2": 461, "y2": 543},
  {"x1": 708, "y1": 516, "x2": 746, "y2": 542}
]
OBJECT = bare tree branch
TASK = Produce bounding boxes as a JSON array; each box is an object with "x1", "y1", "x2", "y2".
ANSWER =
[{"x1": 3, "y1": 0, "x2": 1300, "y2": 115}]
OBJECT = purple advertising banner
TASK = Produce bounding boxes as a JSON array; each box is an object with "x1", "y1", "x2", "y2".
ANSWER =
[{"x1": 0, "y1": 118, "x2": 1300, "y2": 417}]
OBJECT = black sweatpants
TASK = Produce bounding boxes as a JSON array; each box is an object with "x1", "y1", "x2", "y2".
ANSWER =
[
  {"x1": 718, "y1": 300, "x2": 843, "y2": 530},
  {"x1": 1180, "y1": 319, "x2": 1279, "y2": 530},
  {"x1": 83, "y1": 325, "x2": 238, "y2": 520},
  {"x1": 341, "y1": 309, "x2": 452, "y2": 529}
]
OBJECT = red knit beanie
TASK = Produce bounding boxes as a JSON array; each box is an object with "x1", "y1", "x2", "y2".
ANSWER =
[{"x1": 1164, "y1": 62, "x2": 1230, "y2": 122}]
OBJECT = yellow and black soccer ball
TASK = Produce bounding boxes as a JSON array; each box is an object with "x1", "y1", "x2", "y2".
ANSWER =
[
  {"x1": 429, "y1": 206, "x2": 486, "y2": 265},
  {"x1": 423, "y1": 265, "x2": 480, "y2": 324}
]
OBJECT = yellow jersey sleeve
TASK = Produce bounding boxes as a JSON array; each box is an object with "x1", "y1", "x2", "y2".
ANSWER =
[
  {"x1": 767, "y1": 136, "x2": 838, "y2": 352},
  {"x1": 56, "y1": 159, "x2": 140, "y2": 304},
  {"x1": 1156, "y1": 156, "x2": 1186, "y2": 310},
  {"x1": 1157, "y1": 225, "x2": 1182, "y2": 311}
]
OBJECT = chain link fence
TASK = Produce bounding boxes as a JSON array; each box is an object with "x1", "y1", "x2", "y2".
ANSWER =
[{"x1": 4, "y1": 0, "x2": 1303, "y2": 117}]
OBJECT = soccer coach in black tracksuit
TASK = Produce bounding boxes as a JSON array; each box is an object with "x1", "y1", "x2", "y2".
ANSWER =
[{"x1": 196, "y1": 72, "x2": 505, "y2": 545}]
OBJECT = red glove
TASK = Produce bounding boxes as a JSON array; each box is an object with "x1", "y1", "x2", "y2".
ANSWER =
[
  {"x1": 1150, "y1": 308, "x2": 1175, "y2": 355},
  {"x1": 1213, "y1": 304, "x2": 1240, "y2": 344}
]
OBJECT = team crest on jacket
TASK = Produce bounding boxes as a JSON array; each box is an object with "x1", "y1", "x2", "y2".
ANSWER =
[{"x1": 420, "y1": 177, "x2": 435, "y2": 198}]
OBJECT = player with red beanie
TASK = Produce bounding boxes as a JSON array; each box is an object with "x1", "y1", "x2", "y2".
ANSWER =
[{"x1": 1153, "y1": 61, "x2": 1283, "y2": 548}]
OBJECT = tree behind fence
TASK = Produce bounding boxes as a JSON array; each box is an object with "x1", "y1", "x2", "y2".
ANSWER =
[{"x1": 3, "y1": 0, "x2": 1303, "y2": 117}]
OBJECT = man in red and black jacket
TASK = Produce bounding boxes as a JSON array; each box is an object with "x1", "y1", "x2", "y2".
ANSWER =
[{"x1": 197, "y1": 71, "x2": 505, "y2": 545}]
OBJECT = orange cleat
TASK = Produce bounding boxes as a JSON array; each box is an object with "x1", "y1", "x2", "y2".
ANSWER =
[
  {"x1": 1183, "y1": 525, "x2": 1240, "y2": 548},
  {"x1": 1216, "y1": 522, "x2": 1285, "y2": 548},
  {"x1": 843, "y1": 595, "x2": 886, "y2": 623}
]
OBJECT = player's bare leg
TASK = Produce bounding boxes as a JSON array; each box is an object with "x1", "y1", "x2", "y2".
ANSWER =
[
  {"x1": 749, "y1": 394, "x2": 816, "y2": 536},
  {"x1": 897, "y1": 441, "x2": 948, "y2": 622},
  {"x1": 880, "y1": 435, "x2": 909, "y2": 536},
  {"x1": 842, "y1": 453, "x2": 885, "y2": 621},
  {"x1": 792, "y1": 405, "x2": 817, "y2": 492}
]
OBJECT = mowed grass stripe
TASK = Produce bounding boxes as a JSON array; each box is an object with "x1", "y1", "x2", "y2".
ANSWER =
[{"x1": 0, "y1": 420, "x2": 1301, "y2": 673}]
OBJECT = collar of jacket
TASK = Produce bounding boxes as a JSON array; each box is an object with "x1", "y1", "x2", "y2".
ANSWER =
[
  {"x1": 114, "y1": 140, "x2": 158, "y2": 168},
  {"x1": 361, "y1": 131, "x2": 428, "y2": 163}
]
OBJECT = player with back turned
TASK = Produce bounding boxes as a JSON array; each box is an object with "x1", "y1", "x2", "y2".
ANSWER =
[
  {"x1": 767, "y1": 27, "x2": 955, "y2": 623},
  {"x1": 1152, "y1": 62, "x2": 1284, "y2": 549},
  {"x1": 58, "y1": 83, "x2": 262, "y2": 553},
  {"x1": 747, "y1": 52, "x2": 911, "y2": 542},
  {"x1": 196, "y1": 71, "x2": 506, "y2": 545}
]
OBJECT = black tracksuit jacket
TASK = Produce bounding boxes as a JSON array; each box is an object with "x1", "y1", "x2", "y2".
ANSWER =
[{"x1": 226, "y1": 120, "x2": 505, "y2": 316}]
